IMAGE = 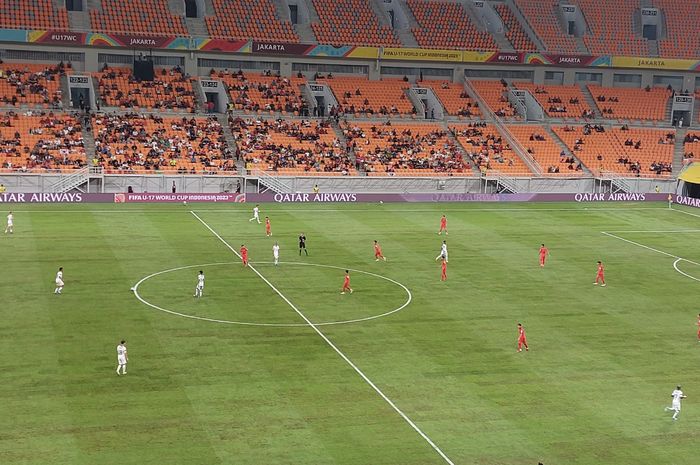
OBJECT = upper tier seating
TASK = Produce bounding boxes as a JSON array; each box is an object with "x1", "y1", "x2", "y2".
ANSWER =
[
  {"x1": 406, "y1": 0, "x2": 497, "y2": 51},
  {"x1": 514, "y1": 83, "x2": 593, "y2": 119},
  {"x1": 452, "y1": 123, "x2": 532, "y2": 176},
  {"x1": 469, "y1": 80, "x2": 518, "y2": 118},
  {"x1": 656, "y1": 0, "x2": 700, "y2": 59},
  {"x1": 0, "y1": 112, "x2": 85, "y2": 172},
  {"x1": 90, "y1": 0, "x2": 188, "y2": 36},
  {"x1": 233, "y1": 117, "x2": 356, "y2": 176},
  {"x1": 428, "y1": 81, "x2": 481, "y2": 118},
  {"x1": 92, "y1": 113, "x2": 234, "y2": 174},
  {"x1": 577, "y1": 0, "x2": 648, "y2": 56},
  {"x1": 553, "y1": 125, "x2": 674, "y2": 177},
  {"x1": 587, "y1": 85, "x2": 671, "y2": 121},
  {"x1": 206, "y1": 0, "x2": 298, "y2": 42},
  {"x1": 0, "y1": 63, "x2": 67, "y2": 108},
  {"x1": 218, "y1": 71, "x2": 307, "y2": 114},
  {"x1": 513, "y1": 0, "x2": 578, "y2": 53},
  {"x1": 507, "y1": 125, "x2": 585, "y2": 175},
  {"x1": 0, "y1": 0, "x2": 70, "y2": 31},
  {"x1": 311, "y1": 0, "x2": 401, "y2": 47},
  {"x1": 344, "y1": 121, "x2": 471, "y2": 176},
  {"x1": 95, "y1": 67, "x2": 196, "y2": 110},
  {"x1": 495, "y1": 3, "x2": 537, "y2": 52},
  {"x1": 327, "y1": 77, "x2": 414, "y2": 116}
]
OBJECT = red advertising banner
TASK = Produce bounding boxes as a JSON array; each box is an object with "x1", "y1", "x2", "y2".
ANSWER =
[
  {"x1": 486, "y1": 52, "x2": 523, "y2": 64},
  {"x1": 251, "y1": 41, "x2": 316, "y2": 56},
  {"x1": 32, "y1": 31, "x2": 87, "y2": 45},
  {"x1": 542, "y1": 54, "x2": 599, "y2": 67}
]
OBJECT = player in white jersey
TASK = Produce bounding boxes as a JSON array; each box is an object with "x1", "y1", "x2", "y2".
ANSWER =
[
  {"x1": 194, "y1": 270, "x2": 205, "y2": 297},
  {"x1": 435, "y1": 240, "x2": 448, "y2": 263},
  {"x1": 665, "y1": 385, "x2": 686, "y2": 420},
  {"x1": 116, "y1": 340, "x2": 128, "y2": 375},
  {"x1": 249, "y1": 204, "x2": 261, "y2": 223},
  {"x1": 54, "y1": 267, "x2": 64, "y2": 294},
  {"x1": 5, "y1": 211, "x2": 13, "y2": 234},
  {"x1": 273, "y1": 241, "x2": 280, "y2": 266}
]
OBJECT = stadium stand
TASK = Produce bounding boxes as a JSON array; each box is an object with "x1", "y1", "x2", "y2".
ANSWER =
[
  {"x1": 344, "y1": 121, "x2": 470, "y2": 176},
  {"x1": 311, "y1": 0, "x2": 401, "y2": 47},
  {"x1": 587, "y1": 85, "x2": 671, "y2": 121},
  {"x1": 469, "y1": 80, "x2": 518, "y2": 118},
  {"x1": 0, "y1": 112, "x2": 85, "y2": 172},
  {"x1": 515, "y1": 83, "x2": 593, "y2": 119},
  {"x1": 513, "y1": 0, "x2": 578, "y2": 53},
  {"x1": 218, "y1": 71, "x2": 307, "y2": 114},
  {"x1": 327, "y1": 78, "x2": 414, "y2": 116},
  {"x1": 577, "y1": 0, "x2": 648, "y2": 56},
  {"x1": 452, "y1": 123, "x2": 532, "y2": 175},
  {"x1": 205, "y1": 0, "x2": 299, "y2": 42},
  {"x1": 656, "y1": 0, "x2": 700, "y2": 59},
  {"x1": 0, "y1": 63, "x2": 67, "y2": 108},
  {"x1": 427, "y1": 81, "x2": 481, "y2": 118},
  {"x1": 90, "y1": 0, "x2": 188, "y2": 36},
  {"x1": 494, "y1": 3, "x2": 537, "y2": 52},
  {"x1": 0, "y1": 0, "x2": 69, "y2": 31},
  {"x1": 683, "y1": 132, "x2": 699, "y2": 166},
  {"x1": 507, "y1": 124, "x2": 585, "y2": 175},
  {"x1": 95, "y1": 67, "x2": 196, "y2": 110},
  {"x1": 553, "y1": 125, "x2": 674, "y2": 177},
  {"x1": 406, "y1": 0, "x2": 497, "y2": 51},
  {"x1": 92, "y1": 113, "x2": 234, "y2": 174},
  {"x1": 232, "y1": 117, "x2": 355, "y2": 176}
]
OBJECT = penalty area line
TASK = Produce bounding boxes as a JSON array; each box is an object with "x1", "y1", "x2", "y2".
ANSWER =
[{"x1": 189, "y1": 211, "x2": 455, "y2": 465}]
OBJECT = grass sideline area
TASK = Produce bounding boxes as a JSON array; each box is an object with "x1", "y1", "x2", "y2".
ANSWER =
[{"x1": 2, "y1": 201, "x2": 699, "y2": 465}]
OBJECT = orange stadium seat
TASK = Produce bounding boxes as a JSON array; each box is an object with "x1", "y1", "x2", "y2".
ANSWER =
[
  {"x1": 407, "y1": 0, "x2": 497, "y2": 51},
  {"x1": 682, "y1": 132, "x2": 700, "y2": 166},
  {"x1": 577, "y1": 0, "x2": 648, "y2": 56},
  {"x1": 656, "y1": 0, "x2": 700, "y2": 59},
  {"x1": 452, "y1": 123, "x2": 532, "y2": 176},
  {"x1": 311, "y1": 0, "x2": 401, "y2": 47},
  {"x1": 426, "y1": 81, "x2": 481, "y2": 117},
  {"x1": 495, "y1": 4, "x2": 537, "y2": 52},
  {"x1": 507, "y1": 125, "x2": 585, "y2": 176},
  {"x1": 0, "y1": 0, "x2": 70, "y2": 31},
  {"x1": 553, "y1": 125, "x2": 674, "y2": 177},
  {"x1": 587, "y1": 85, "x2": 671, "y2": 121},
  {"x1": 0, "y1": 63, "x2": 67, "y2": 108},
  {"x1": 91, "y1": 0, "x2": 188, "y2": 36},
  {"x1": 469, "y1": 80, "x2": 519, "y2": 119},
  {"x1": 94, "y1": 67, "x2": 196, "y2": 110},
  {"x1": 513, "y1": 0, "x2": 578, "y2": 53},
  {"x1": 206, "y1": 0, "x2": 299, "y2": 42},
  {"x1": 514, "y1": 83, "x2": 593, "y2": 119},
  {"x1": 0, "y1": 113, "x2": 85, "y2": 173},
  {"x1": 327, "y1": 77, "x2": 414, "y2": 116},
  {"x1": 345, "y1": 122, "x2": 471, "y2": 176}
]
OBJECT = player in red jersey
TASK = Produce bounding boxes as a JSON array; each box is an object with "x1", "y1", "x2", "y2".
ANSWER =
[
  {"x1": 373, "y1": 240, "x2": 387, "y2": 261},
  {"x1": 517, "y1": 323, "x2": 529, "y2": 352},
  {"x1": 440, "y1": 258, "x2": 447, "y2": 281},
  {"x1": 438, "y1": 214, "x2": 448, "y2": 235},
  {"x1": 539, "y1": 244, "x2": 549, "y2": 267},
  {"x1": 594, "y1": 260, "x2": 606, "y2": 286},
  {"x1": 265, "y1": 217, "x2": 271, "y2": 237},
  {"x1": 341, "y1": 270, "x2": 353, "y2": 294},
  {"x1": 240, "y1": 244, "x2": 248, "y2": 266}
]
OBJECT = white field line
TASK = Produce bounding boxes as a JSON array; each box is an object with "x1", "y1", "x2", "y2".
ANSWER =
[
  {"x1": 673, "y1": 258, "x2": 700, "y2": 283},
  {"x1": 670, "y1": 205, "x2": 700, "y2": 220},
  {"x1": 603, "y1": 230, "x2": 700, "y2": 233},
  {"x1": 189, "y1": 211, "x2": 455, "y2": 465}
]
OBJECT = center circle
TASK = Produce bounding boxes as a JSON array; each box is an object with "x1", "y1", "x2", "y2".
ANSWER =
[{"x1": 132, "y1": 261, "x2": 412, "y2": 327}]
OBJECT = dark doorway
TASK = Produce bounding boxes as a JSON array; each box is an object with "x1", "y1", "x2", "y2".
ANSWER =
[
  {"x1": 205, "y1": 93, "x2": 218, "y2": 113},
  {"x1": 315, "y1": 96, "x2": 325, "y2": 117},
  {"x1": 66, "y1": 0, "x2": 83, "y2": 11},
  {"x1": 70, "y1": 88, "x2": 90, "y2": 109},
  {"x1": 289, "y1": 5, "x2": 298, "y2": 24},
  {"x1": 642, "y1": 24, "x2": 657, "y2": 40},
  {"x1": 185, "y1": 0, "x2": 198, "y2": 18},
  {"x1": 388, "y1": 10, "x2": 395, "y2": 28}
]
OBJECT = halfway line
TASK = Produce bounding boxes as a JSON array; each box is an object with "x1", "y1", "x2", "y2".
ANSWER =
[{"x1": 189, "y1": 211, "x2": 455, "y2": 465}]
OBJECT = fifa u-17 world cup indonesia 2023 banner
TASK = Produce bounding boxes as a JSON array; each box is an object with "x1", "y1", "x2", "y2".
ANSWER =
[{"x1": 2, "y1": 192, "x2": 700, "y2": 205}]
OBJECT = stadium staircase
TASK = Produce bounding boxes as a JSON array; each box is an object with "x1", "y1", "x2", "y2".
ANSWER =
[
  {"x1": 59, "y1": 75, "x2": 70, "y2": 109},
  {"x1": 86, "y1": 0, "x2": 102, "y2": 14},
  {"x1": 254, "y1": 170, "x2": 294, "y2": 194},
  {"x1": 67, "y1": 8, "x2": 91, "y2": 32},
  {"x1": 544, "y1": 125, "x2": 593, "y2": 176},
  {"x1": 271, "y1": 0, "x2": 291, "y2": 22},
  {"x1": 484, "y1": 172, "x2": 519, "y2": 193},
  {"x1": 82, "y1": 125, "x2": 96, "y2": 161},
  {"x1": 664, "y1": 96, "x2": 673, "y2": 123},
  {"x1": 50, "y1": 167, "x2": 89, "y2": 193},
  {"x1": 185, "y1": 17, "x2": 209, "y2": 38},
  {"x1": 579, "y1": 84, "x2": 603, "y2": 118},
  {"x1": 599, "y1": 171, "x2": 636, "y2": 193},
  {"x1": 503, "y1": 0, "x2": 546, "y2": 51},
  {"x1": 302, "y1": 0, "x2": 321, "y2": 24},
  {"x1": 330, "y1": 122, "x2": 359, "y2": 173},
  {"x1": 396, "y1": 0, "x2": 421, "y2": 45},
  {"x1": 492, "y1": 30, "x2": 515, "y2": 51},
  {"x1": 216, "y1": 114, "x2": 243, "y2": 171},
  {"x1": 369, "y1": 0, "x2": 392, "y2": 28},
  {"x1": 445, "y1": 129, "x2": 482, "y2": 176},
  {"x1": 673, "y1": 128, "x2": 687, "y2": 176}
]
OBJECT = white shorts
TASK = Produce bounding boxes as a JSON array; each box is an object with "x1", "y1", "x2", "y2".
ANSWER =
[
  {"x1": 7, "y1": 221, "x2": 12, "y2": 227},
  {"x1": 197, "y1": 283, "x2": 204, "y2": 290},
  {"x1": 672, "y1": 402, "x2": 681, "y2": 411},
  {"x1": 55, "y1": 279, "x2": 64, "y2": 286},
  {"x1": 273, "y1": 253, "x2": 279, "y2": 259},
  {"x1": 118, "y1": 355, "x2": 127, "y2": 365}
]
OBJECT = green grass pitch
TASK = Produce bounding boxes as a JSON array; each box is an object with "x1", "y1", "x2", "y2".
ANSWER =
[{"x1": 2, "y1": 201, "x2": 700, "y2": 465}]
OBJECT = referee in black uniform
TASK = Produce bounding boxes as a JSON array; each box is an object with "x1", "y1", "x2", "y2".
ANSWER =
[{"x1": 299, "y1": 233, "x2": 308, "y2": 256}]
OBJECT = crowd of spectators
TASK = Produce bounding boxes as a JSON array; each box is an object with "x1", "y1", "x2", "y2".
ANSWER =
[
  {"x1": 220, "y1": 69, "x2": 308, "y2": 114},
  {"x1": 0, "y1": 62, "x2": 67, "y2": 108},
  {"x1": 96, "y1": 66, "x2": 196, "y2": 110},
  {"x1": 92, "y1": 113, "x2": 234, "y2": 173}
]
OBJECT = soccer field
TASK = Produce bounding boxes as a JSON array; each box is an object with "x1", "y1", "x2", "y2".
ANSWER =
[{"x1": 2, "y1": 201, "x2": 700, "y2": 465}]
